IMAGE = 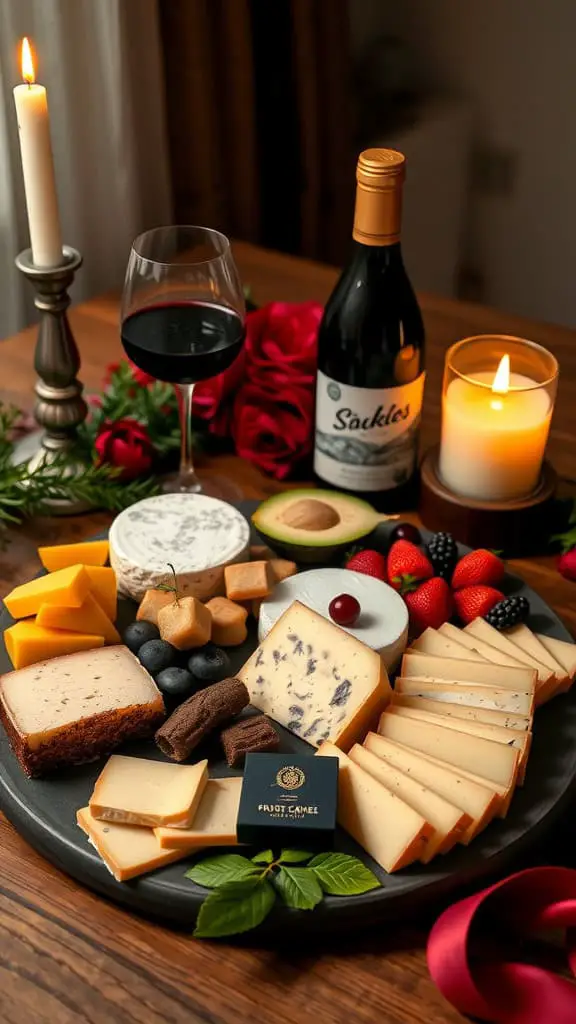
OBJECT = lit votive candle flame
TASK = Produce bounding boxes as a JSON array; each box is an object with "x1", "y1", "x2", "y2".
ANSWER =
[{"x1": 439, "y1": 344, "x2": 557, "y2": 503}]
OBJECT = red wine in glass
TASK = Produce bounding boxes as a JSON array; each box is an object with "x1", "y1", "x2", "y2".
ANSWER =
[
  {"x1": 121, "y1": 301, "x2": 245, "y2": 384},
  {"x1": 120, "y1": 225, "x2": 246, "y2": 498}
]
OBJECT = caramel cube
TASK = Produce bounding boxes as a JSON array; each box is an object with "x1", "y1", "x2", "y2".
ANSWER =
[
  {"x1": 270, "y1": 559, "x2": 297, "y2": 583},
  {"x1": 205, "y1": 597, "x2": 248, "y2": 647},
  {"x1": 136, "y1": 589, "x2": 175, "y2": 626},
  {"x1": 250, "y1": 544, "x2": 274, "y2": 561},
  {"x1": 157, "y1": 597, "x2": 212, "y2": 650},
  {"x1": 224, "y1": 561, "x2": 273, "y2": 602}
]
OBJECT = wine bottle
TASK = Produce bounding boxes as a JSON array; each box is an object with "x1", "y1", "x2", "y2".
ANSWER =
[{"x1": 313, "y1": 148, "x2": 425, "y2": 511}]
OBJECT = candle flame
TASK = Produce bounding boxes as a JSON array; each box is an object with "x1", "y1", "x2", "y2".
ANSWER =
[
  {"x1": 490, "y1": 354, "x2": 510, "y2": 411},
  {"x1": 21, "y1": 37, "x2": 35, "y2": 85}
]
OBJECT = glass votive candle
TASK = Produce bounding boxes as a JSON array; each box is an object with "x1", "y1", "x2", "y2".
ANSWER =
[{"x1": 438, "y1": 335, "x2": 558, "y2": 503}]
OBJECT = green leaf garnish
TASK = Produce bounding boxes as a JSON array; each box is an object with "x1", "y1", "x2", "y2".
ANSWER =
[
  {"x1": 193, "y1": 877, "x2": 275, "y2": 938},
  {"x1": 251, "y1": 849, "x2": 274, "y2": 865},
  {"x1": 273, "y1": 867, "x2": 323, "y2": 910},
  {"x1": 278, "y1": 849, "x2": 313, "y2": 864},
  {"x1": 186, "y1": 847, "x2": 381, "y2": 938},
  {"x1": 185, "y1": 854, "x2": 258, "y2": 888},
  {"x1": 309, "y1": 853, "x2": 381, "y2": 896}
]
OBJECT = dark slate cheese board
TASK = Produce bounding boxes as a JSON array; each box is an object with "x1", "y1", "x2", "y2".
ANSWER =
[{"x1": 0, "y1": 501, "x2": 574, "y2": 935}]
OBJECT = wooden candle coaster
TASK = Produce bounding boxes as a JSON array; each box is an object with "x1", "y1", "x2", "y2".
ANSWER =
[{"x1": 419, "y1": 445, "x2": 557, "y2": 555}]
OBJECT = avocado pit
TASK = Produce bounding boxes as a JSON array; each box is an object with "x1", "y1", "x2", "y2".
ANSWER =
[{"x1": 279, "y1": 499, "x2": 341, "y2": 532}]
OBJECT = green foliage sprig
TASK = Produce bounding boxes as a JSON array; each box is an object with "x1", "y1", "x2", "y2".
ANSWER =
[
  {"x1": 0, "y1": 402, "x2": 159, "y2": 540},
  {"x1": 185, "y1": 848, "x2": 380, "y2": 938}
]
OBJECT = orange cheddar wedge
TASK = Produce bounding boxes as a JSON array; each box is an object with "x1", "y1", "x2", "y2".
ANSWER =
[
  {"x1": 5, "y1": 620, "x2": 104, "y2": 670},
  {"x1": 38, "y1": 540, "x2": 109, "y2": 571},
  {"x1": 84, "y1": 566, "x2": 117, "y2": 621},
  {"x1": 36, "y1": 592, "x2": 120, "y2": 645},
  {"x1": 4, "y1": 564, "x2": 90, "y2": 620}
]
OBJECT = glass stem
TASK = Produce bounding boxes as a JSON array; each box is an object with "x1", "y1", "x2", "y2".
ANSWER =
[{"x1": 177, "y1": 383, "x2": 201, "y2": 491}]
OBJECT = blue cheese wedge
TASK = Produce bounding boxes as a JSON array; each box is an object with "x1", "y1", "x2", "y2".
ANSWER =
[
  {"x1": 109, "y1": 493, "x2": 250, "y2": 601},
  {"x1": 238, "y1": 600, "x2": 392, "y2": 750},
  {"x1": 258, "y1": 568, "x2": 408, "y2": 671}
]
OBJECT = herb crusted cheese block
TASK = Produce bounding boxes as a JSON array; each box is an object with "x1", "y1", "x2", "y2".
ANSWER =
[
  {"x1": 109, "y1": 493, "x2": 250, "y2": 602},
  {"x1": 238, "y1": 600, "x2": 392, "y2": 750}
]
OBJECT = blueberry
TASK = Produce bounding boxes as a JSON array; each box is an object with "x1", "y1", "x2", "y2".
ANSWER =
[
  {"x1": 188, "y1": 644, "x2": 231, "y2": 686},
  {"x1": 156, "y1": 666, "x2": 195, "y2": 699},
  {"x1": 138, "y1": 639, "x2": 177, "y2": 675},
  {"x1": 123, "y1": 621, "x2": 160, "y2": 654}
]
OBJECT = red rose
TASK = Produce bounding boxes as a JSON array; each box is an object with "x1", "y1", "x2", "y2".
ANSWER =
[
  {"x1": 232, "y1": 383, "x2": 314, "y2": 480},
  {"x1": 193, "y1": 348, "x2": 247, "y2": 436},
  {"x1": 245, "y1": 301, "x2": 322, "y2": 389},
  {"x1": 95, "y1": 418, "x2": 154, "y2": 479}
]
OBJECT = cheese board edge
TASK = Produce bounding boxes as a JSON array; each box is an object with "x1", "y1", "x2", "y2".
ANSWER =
[{"x1": 0, "y1": 500, "x2": 574, "y2": 937}]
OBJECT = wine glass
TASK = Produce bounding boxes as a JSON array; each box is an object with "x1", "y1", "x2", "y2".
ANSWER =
[{"x1": 120, "y1": 226, "x2": 246, "y2": 500}]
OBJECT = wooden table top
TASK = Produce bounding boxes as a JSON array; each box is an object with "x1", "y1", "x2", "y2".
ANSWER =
[{"x1": 0, "y1": 240, "x2": 575, "y2": 1023}]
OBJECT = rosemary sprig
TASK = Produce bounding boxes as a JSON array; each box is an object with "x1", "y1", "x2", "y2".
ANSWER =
[{"x1": 0, "y1": 402, "x2": 160, "y2": 539}]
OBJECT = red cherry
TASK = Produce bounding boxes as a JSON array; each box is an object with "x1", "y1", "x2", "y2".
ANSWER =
[
  {"x1": 329, "y1": 593, "x2": 360, "y2": 626},
  {"x1": 390, "y1": 522, "x2": 422, "y2": 546}
]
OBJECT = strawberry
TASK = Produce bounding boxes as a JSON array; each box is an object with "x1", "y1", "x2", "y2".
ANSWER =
[
  {"x1": 451, "y1": 549, "x2": 504, "y2": 590},
  {"x1": 453, "y1": 585, "x2": 504, "y2": 625},
  {"x1": 404, "y1": 577, "x2": 453, "y2": 635},
  {"x1": 345, "y1": 549, "x2": 387, "y2": 580},
  {"x1": 558, "y1": 548, "x2": 576, "y2": 582},
  {"x1": 387, "y1": 540, "x2": 433, "y2": 593}
]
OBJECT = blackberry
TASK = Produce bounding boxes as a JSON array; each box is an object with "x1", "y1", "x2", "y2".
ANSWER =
[
  {"x1": 485, "y1": 595, "x2": 529, "y2": 630},
  {"x1": 426, "y1": 532, "x2": 458, "y2": 580}
]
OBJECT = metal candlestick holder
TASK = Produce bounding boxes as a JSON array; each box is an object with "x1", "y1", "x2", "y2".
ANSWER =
[{"x1": 15, "y1": 245, "x2": 92, "y2": 514}]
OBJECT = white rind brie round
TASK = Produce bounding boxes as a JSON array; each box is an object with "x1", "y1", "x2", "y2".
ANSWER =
[
  {"x1": 109, "y1": 493, "x2": 250, "y2": 602},
  {"x1": 258, "y1": 568, "x2": 409, "y2": 671}
]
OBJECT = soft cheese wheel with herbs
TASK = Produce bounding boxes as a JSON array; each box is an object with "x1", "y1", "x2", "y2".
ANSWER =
[
  {"x1": 109, "y1": 493, "x2": 250, "y2": 602},
  {"x1": 238, "y1": 600, "x2": 392, "y2": 749}
]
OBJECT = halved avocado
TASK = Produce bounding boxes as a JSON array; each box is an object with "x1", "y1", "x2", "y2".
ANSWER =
[{"x1": 252, "y1": 489, "x2": 387, "y2": 563}]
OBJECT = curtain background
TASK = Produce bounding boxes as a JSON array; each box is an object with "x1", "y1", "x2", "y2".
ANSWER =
[
  {"x1": 160, "y1": 0, "x2": 355, "y2": 266},
  {"x1": 0, "y1": 0, "x2": 172, "y2": 336}
]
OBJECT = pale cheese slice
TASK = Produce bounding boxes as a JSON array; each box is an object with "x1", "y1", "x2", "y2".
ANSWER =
[
  {"x1": 155, "y1": 777, "x2": 242, "y2": 849},
  {"x1": 410, "y1": 627, "x2": 487, "y2": 664},
  {"x1": 401, "y1": 651, "x2": 537, "y2": 694},
  {"x1": 391, "y1": 692, "x2": 531, "y2": 731},
  {"x1": 536, "y1": 633, "x2": 576, "y2": 691},
  {"x1": 505, "y1": 624, "x2": 569, "y2": 696},
  {"x1": 238, "y1": 601, "x2": 392, "y2": 750},
  {"x1": 378, "y1": 710, "x2": 519, "y2": 790},
  {"x1": 439, "y1": 622, "x2": 530, "y2": 670},
  {"x1": 464, "y1": 619, "x2": 556, "y2": 704},
  {"x1": 315, "y1": 741, "x2": 431, "y2": 872},
  {"x1": 89, "y1": 755, "x2": 208, "y2": 828},
  {"x1": 394, "y1": 677, "x2": 534, "y2": 715},
  {"x1": 77, "y1": 806, "x2": 189, "y2": 881},
  {"x1": 348, "y1": 743, "x2": 470, "y2": 861},
  {"x1": 386, "y1": 705, "x2": 531, "y2": 784},
  {"x1": 363, "y1": 732, "x2": 499, "y2": 842}
]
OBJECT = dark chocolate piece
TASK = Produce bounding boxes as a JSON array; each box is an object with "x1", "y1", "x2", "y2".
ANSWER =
[
  {"x1": 221, "y1": 714, "x2": 279, "y2": 768},
  {"x1": 155, "y1": 676, "x2": 248, "y2": 761}
]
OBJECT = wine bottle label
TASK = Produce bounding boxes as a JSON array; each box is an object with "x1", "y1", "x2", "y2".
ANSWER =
[{"x1": 314, "y1": 371, "x2": 426, "y2": 491}]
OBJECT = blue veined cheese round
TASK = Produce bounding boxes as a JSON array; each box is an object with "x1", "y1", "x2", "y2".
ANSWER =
[
  {"x1": 258, "y1": 568, "x2": 409, "y2": 671},
  {"x1": 109, "y1": 494, "x2": 250, "y2": 602}
]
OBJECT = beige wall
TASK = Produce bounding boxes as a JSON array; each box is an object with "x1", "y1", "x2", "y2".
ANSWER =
[{"x1": 350, "y1": 1, "x2": 576, "y2": 327}]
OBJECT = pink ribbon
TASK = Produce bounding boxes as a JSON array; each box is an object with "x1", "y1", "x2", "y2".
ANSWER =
[{"x1": 427, "y1": 867, "x2": 576, "y2": 1022}]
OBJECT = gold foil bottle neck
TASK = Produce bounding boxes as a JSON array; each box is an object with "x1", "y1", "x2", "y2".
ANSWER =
[{"x1": 353, "y1": 148, "x2": 405, "y2": 246}]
